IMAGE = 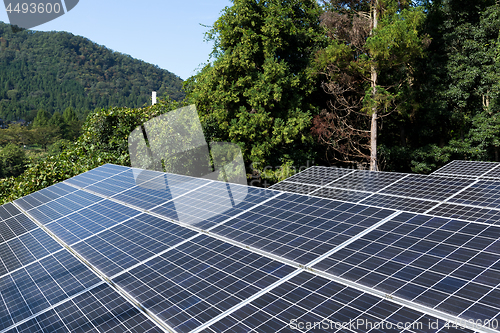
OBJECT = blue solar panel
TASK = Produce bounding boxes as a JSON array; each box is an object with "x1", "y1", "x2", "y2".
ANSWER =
[
  {"x1": 447, "y1": 180, "x2": 500, "y2": 209},
  {"x1": 0, "y1": 203, "x2": 22, "y2": 221},
  {"x1": 200, "y1": 271, "x2": 475, "y2": 333},
  {"x1": 69, "y1": 213, "x2": 198, "y2": 276},
  {"x1": 5, "y1": 284, "x2": 164, "y2": 333},
  {"x1": 210, "y1": 192, "x2": 395, "y2": 265},
  {"x1": 63, "y1": 163, "x2": 130, "y2": 189},
  {"x1": 111, "y1": 173, "x2": 210, "y2": 210},
  {"x1": 14, "y1": 183, "x2": 77, "y2": 211},
  {"x1": 427, "y1": 202, "x2": 500, "y2": 225},
  {"x1": 151, "y1": 183, "x2": 279, "y2": 230},
  {"x1": 0, "y1": 250, "x2": 102, "y2": 330},
  {"x1": 112, "y1": 235, "x2": 296, "y2": 333},
  {"x1": 312, "y1": 212, "x2": 500, "y2": 324},
  {"x1": 380, "y1": 174, "x2": 476, "y2": 202},
  {"x1": 4, "y1": 161, "x2": 500, "y2": 333},
  {"x1": 432, "y1": 160, "x2": 499, "y2": 177}
]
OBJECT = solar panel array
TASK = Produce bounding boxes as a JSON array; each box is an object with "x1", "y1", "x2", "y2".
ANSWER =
[{"x1": 0, "y1": 160, "x2": 499, "y2": 332}]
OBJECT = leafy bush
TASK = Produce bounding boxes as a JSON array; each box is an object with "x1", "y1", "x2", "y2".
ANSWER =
[
  {"x1": 0, "y1": 98, "x2": 181, "y2": 204},
  {"x1": 0, "y1": 143, "x2": 28, "y2": 178}
]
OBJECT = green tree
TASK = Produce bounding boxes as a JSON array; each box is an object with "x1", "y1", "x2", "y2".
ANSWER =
[
  {"x1": 33, "y1": 109, "x2": 50, "y2": 128},
  {"x1": 0, "y1": 123, "x2": 31, "y2": 146},
  {"x1": 62, "y1": 107, "x2": 81, "y2": 140},
  {"x1": 0, "y1": 143, "x2": 28, "y2": 178},
  {"x1": 313, "y1": 0, "x2": 427, "y2": 170},
  {"x1": 402, "y1": 0, "x2": 500, "y2": 172},
  {"x1": 186, "y1": 0, "x2": 325, "y2": 182},
  {"x1": 31, "y1": 126, "x2": 60, "y2": 151}
]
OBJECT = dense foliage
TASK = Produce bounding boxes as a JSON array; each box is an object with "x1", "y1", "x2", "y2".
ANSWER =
[
  {"x1": 3, "y1": 0, "x2": 500, "y2": 202},
  {"x1": 0, "y1": 98, "x2": 181, "y2": 204},
  {"x1": 0, "y1": 21, "x2": 184, "y2": 122},
  {"x1": 185, "y1": 0, "x2": 326, "y2": 182}
]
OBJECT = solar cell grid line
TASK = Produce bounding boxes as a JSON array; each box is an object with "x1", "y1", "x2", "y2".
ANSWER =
[
  {"x1": 0, "y1": 249, "x2": 105, "y2": 332},
  {"x1": 197, "y1": 271, "x2": 477, "y2": 333},
  {"x1": 310, "y1": 212, "x2": 500, "y2": 330},
  {"x1": 0, "y1": 203, "x2": 22, "y2": 222},
  {"x1": 308, "y1": 187, "x2": 373, "y2": 203},
  {"x1": 110, "y1": 175, "x2": 211, "y2": 210},
  {"x1": 1, "y1": 283, "x2": 166, "y2": 333},
  {"x1": 13, "y1": 182, "x2": 77, "y2": 211},
  {"x1": 39, "y1": 199, "x2": 143, "y2": 247},
  {"x1": 8, "y1": 201, "x2": 170, "y2": 333},
  {"x1": 81, "y1": 167, "x2": 189, "y2": 200},
  {"x1": 64, "y1": 168, "x2": 218, "y2": 217},
  {"x1": 0, "y1": 213, "x2": 38, "y2": 244},
  {"x1": 268, "y1": 181, "x2": 321, "y2": 195},
  {"x1": 446, "y1": 180, "x2": 500, "y2": 209},
  {"x1": 426, "y1": 203, "x2": 500, "y2": 226},
  {"x1": 325, "y1": 169, "x2": 408, "y2": 192},
  {"x1": 111, "y1": 234, "x2": 297, "y2": 333},
  {"x1": 359, "y1": 194, "x2": 440, "y2": 214},
  {"x1": 481, "y1": 165, "x2": 500, "y2": 180},
  {"x1": 150, "y1": 182, "x2": 281, "y2": 230},
  {"x1": 432, "y1": 160, "x2": 499, "y2": 178},
  {"x1": 380, "y1": 174, "x2": 477, "y2": 202},
  {"x1": 0, "y1": 228, "x2": 64, "y2": 277},
  {"x1": 65, "y1": 213, "x2": 200, "y2": 277},
  {"x1": 208, "y1": 191, "x2": 398, "y2": 265},
  {"x1": 63, "y1": 163, "x2": 132, "y2": 189},
  {"x1": 281, "y1": 166, "x2": 356, "y2": 186},
  {"x1": 25, "y1": 190, "x2": 106, "y2": 225}
]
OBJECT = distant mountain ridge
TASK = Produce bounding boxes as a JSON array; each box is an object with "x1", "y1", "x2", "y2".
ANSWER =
[{"x1": 0, "y1": 21, "x2": 184, "y2": 122}]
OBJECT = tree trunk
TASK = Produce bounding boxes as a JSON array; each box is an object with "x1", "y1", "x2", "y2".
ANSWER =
[{"x1": 370, "y1": 0, "x2": 378, "y2": 171}]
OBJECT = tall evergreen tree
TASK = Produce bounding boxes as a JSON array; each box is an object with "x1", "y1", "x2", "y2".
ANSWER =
[
  {"x1": 32, "y1": 109, "x2": 50, "y2": 128},
  {"x1": 313, "y1": 0, "x2": 427, "y2": 169}
]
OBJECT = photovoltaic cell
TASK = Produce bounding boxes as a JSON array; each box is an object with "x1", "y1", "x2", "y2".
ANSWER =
[
  {"x1": 0, "y1": 250, "x2": 102, "y2": 330},
  {"x1": 432, "y1": 160, "x2": 499, "y2": 177},
  {"x1": 14, "y1": 183, "x2": 77, "y2": 211},
  {"x1": 151, "y1": 183, "x2": 279, "y2": 230},
  {"x1": 111, "y1": 173, "x2": 210, "y2": 210},
  {"x1": 327, "y1": 170, "x2": 407, "y2": 192},
  {"x1": 0, "y1": 213, "x2": 38, "y2": 243},
  {"x1": 0, "y1": 203, "x2": 22, "y2": 221},
  {"x1": 269, "y1": 181, "x2": 321, "y2": 195},
  {"x1": 63, "y1": 163, "x2": 130, "y2": 188},
  {"x1": 313, "y1": 212, "x2": 500, "y2": 324},
  {"x1": 380, "y1": 174, "x2": 475, "y2": 201},
  {"x1": 427, "y1": 202, "x2": 500, "y2": 225},
  {"x1": 309, "y1": 187, "x2": 372, "y2": 203},
  {"x1": 0, "y1": 228, "x2": 62, "y2": 276},
  {"x1": 447, "y1": 180, "x2": 500, "y2": 209},
  {"x1": 482, "y1": 166, "x2": 500, "y2": 180},
  {"x1": 112, "y1": 235, "x2": 296, "y2": 333},
  {"x1": 5, "y1": 283, "x2": 163, "y2": 333},
  {"x1": 68, "y1": 213, "x2": 198, "y2": 277},
  {"x1": 26, "y1": 190, "x2": 104, "y2": 225},
  {"x1": 201, "y1": 271, "x2": 475, "y2": 333},
  {"x1": 359, "y1": 194, "x2": 439, "y2": 214},
  {"x1": 283, "y1": 166, "x2": 354, "y2": 186},
  {"x1": 210, "y1": 192, "x2": 395, "y2": 265}
]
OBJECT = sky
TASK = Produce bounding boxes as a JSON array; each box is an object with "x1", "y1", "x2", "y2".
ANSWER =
[{"x1": 0, "y1": 0, "x2": 233, "y2": 80}]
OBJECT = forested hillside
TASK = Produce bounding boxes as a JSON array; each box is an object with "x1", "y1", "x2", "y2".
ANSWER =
[{"x1": 0, "y1": 21, "x2": 184, "y2": 122}]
